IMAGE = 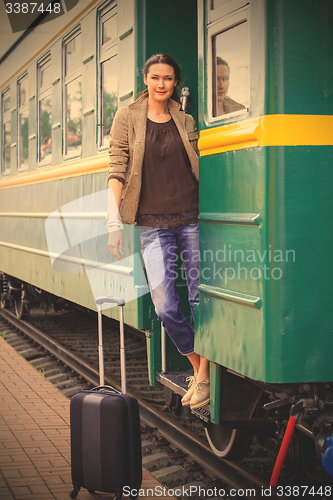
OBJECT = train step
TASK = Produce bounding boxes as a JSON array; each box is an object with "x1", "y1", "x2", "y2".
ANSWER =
[{"x1": 156, "y1": 371, "x2": 210, "y2": 422}]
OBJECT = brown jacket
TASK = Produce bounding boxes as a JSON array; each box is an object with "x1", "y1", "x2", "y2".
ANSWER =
[
  {"x1": 223, "y1": 96, "x2": 246, "y2": 114},
  {"x1": 108, "y1": 93, "x2": 199, "y2": 225}
]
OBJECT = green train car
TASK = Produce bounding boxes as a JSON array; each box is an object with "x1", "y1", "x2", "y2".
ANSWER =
[{"x1": 1, "y1": 0, "x2": 333, "y2": 481}]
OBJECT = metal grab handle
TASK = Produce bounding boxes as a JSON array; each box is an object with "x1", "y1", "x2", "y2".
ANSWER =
[
  {"x1": 161, "y1": 324, "x2": 167, "y2": 373},
  {"x1": 180, "y1": 87, "x2": 190, "y2": 111}
]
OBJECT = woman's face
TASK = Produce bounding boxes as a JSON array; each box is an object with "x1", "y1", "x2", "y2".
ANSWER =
[
  {"x1": 144, "y1": 63, "x2": 177, "y2": 103},
  {"x1": 217, "y1": 64, "x2": 230, "y2": 103}
]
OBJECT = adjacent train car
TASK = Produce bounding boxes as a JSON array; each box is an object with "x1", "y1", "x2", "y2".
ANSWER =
[
  {"x1": 1, "y1": 0, "x2": 333, "y2": 481},
  {"x1": 0, "y1": 0, "x2": 197, "y2": 346},
  {"x1": 194, "y1": 0, "x2": 333, "y2": 477}
]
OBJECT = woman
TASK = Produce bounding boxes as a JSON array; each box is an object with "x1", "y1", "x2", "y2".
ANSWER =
[{"x1": 107, "y1": 54, "x2": 209, "y2": 409}]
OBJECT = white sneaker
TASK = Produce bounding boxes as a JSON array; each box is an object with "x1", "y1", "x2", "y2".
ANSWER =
[
  {"x1": 190, "y1": 380, "x2": 210, "y2": 409},
  {"x1": 181, "y1": 375, "x2": 197, "y2": 406}
]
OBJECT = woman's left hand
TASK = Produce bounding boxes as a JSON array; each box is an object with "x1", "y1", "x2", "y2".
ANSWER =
[{"x1": 108, "y1": 228, "x2": 123, "y2": 261}]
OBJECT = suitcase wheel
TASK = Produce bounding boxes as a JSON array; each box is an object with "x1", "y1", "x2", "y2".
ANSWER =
[{"x1": 69, "y1": 487, "x2": 80, "y2": 499}]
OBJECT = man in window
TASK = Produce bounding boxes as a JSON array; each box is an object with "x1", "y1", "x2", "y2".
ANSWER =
[{"x1": 216, "y1": 57, "x2": 245, "y2": 116}]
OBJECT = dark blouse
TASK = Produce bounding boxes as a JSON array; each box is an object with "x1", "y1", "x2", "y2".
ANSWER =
[{"x1": 137, "y1": 118, "x2": 199, "y2": 227}]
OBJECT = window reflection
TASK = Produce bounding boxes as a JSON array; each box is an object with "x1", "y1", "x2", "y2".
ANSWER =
[
  {"x1": 18, "y1": 75, "x2": 29, "y2": 170},
  {"x1": 102, "y1": 12, "x2": 117, "y2": 46},
  {"x1": 38, "y1": 55, "x2": 52, "y2": 165},
  {"x1": 99, "y1": 3, "x2": 118, "y2": 149},
  {"x1": 64, "y1": 30, "x2": 82, "y2": 158},
  {"x1": 213, "y1": 21, "x2": 249, "y2": 117},
  {"x1": 2, "y1": 89, "x2": 11, "y2": 174},
  {"x1": 39, "y1": 96, "x2": 52, "y2": 163},
  {"x1": 19, "y1": 109, "x2": 29, "y2": 168},
  {"x1": 3, "y1": 122, "x2": 11, "y2": 173},
  {"x1": 101, "y1": 56, "x2": 117, "y2": 147},
  {"x1": 65, "y1": 35, "x2": 81, "y2": 76},
  {"x1": 19, "y1": 78, "x2": 28, "y2": 107},
  {"x1": 65, "y1": 78, "x2": 82, "y2": 155},
  {"x1": 4, "y1": 93, "x2": 11, "y2": 113},
  {"x1": 40, "y1": 64, "x2": 52, "y2": 89}
]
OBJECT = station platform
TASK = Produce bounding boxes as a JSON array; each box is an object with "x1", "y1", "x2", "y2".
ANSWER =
[{"x1": 0, "y1": 336, "x2": 174, "y2": 500}]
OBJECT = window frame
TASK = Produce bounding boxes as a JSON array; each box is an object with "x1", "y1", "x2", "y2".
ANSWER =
[
  {"x1": 17, "y1": 73, "x2": 29, "y2": 172},
  {"x1": 37, "y1": 53, "x2": 52, "y2": 167},
  {"x1": 206, "y1": 5, "x2": 250, "y2": 124},
  {"x1": 1, "y1": 88, "x2": 11, "y2": 176},
  {"x1": 208, "y1": 0, "x2": 249, "y2": 24},
  {"x1": 63, "y1": 27, "x2": 82, "y2": 159},
  {"x1": 98, "y1": 1, "x2": 118, "y2": 150}
]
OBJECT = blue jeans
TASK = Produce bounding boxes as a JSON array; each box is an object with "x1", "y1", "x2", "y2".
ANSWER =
[{"x1": 140, "y1": 223, "x2": 199, "y2": 355}]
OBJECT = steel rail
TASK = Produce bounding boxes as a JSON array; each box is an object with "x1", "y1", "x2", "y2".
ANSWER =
[{"x1": 0, "y1": 307, "x2": 284, "y2": 498}]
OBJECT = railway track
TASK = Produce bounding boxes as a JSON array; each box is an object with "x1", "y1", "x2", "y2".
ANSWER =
[{"x1": 0, "y1": 305, "x2": 297, "y2": 499}]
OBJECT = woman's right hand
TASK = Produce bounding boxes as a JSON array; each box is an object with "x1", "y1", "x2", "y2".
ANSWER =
[{"x1": 108, "y1": 228, "x2": 123, "y2": 261}]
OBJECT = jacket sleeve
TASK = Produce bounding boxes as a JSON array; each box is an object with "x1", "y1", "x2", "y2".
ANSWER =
[
  {"x1": 185, "y1": 114, "x2": 199, "y2": 156},
  {"x1": 108, "y1": 108, "x2": 130, "y2": 183}
]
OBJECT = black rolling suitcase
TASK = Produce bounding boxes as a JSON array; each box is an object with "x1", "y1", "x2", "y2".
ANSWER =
[{"x1": 69, "y1": 296, "x2": 142, "y2": 499}]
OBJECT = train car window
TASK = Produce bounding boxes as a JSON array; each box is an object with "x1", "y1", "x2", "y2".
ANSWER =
[
  {"x1": 211, "y1": 0, "x2": 232, "y2": 8},
  {"x1": 102, "y1": 9, "x2": 117, "y2": 46},
  {"x1": 18, "y1": 75, "x2": 29, "y2": 171},
  {"x1": 38, "y1": 55, "x2": 52, "y2": 166},
  {"x1": 64, "y1": 30, "x2": 82, "y2": 158},
  {"x1": 98, "y1": 3, "x2": 118, "y2": 149},
  {"x1": 65, "y1": 35, "x2": 82, "y2": 77},
  {"x1": 1, "y1": 89, "x2": 11, "y2": 175},
  {"x1": 100, "y1": 57, "x2": 117, "y2": 148}
]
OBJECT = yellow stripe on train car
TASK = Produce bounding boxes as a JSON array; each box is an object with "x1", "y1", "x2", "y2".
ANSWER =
[
  {"x1": 0, "y1": 154, "x2": 109, "y2": 190},
  {"x1": 198, "y1": 114, "x2": 333, "y2": 156}
]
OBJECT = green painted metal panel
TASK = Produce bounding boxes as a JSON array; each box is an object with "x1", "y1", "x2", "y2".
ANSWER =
[
  {"x1": 195, "y1": 0, "x2": 333, "y2": 384},
  {"x1": 195, "y1": 292, "x2": 265, "y2": 381},
  {"x1": 264, "y1": 145, "x2": 333, "y2": 382},
  {"x1": 142, "y1": 0, "x2": 198, "y2": 122},
  {"x1": 195, "y1": 145, "x2": 333, "y2": 383},
  {"x1": 266, "y1": 0, "x2": 333, "y2": 116},
  {"x1": 209, "y1": 362, "x2": 221, "y2": 424}
]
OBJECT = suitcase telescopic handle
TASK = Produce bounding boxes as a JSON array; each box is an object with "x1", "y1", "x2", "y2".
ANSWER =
[
  {"x1": 95, "y1": 296, "x2": 126, "y2": 394},
  {"x1": 96, "y1": 296, "x2": 125, "y2": 306}
]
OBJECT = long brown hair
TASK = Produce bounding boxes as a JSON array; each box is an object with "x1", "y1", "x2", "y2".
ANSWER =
[{"x1": 141, "y1": 53, "x2": 183, "y2": 103}]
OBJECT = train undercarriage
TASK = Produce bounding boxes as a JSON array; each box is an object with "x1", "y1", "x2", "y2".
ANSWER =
[
  {"x1": 0, "y1": 272, "x2": 68, "y2": 319},
  {"x1": 159, "y1": 368, "x2": 333, "y2": 483}
]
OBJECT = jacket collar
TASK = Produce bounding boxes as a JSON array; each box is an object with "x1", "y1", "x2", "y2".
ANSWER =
[{"x1": 128, "y1": 92, "x2": 185, "y2": 135}]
